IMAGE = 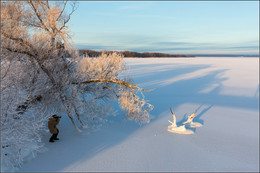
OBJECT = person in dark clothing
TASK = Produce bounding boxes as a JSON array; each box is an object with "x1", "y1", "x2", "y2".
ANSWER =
[
  {"x1": 48, "y1": 114, "x2": 61, "y2": 142},
  {"x1": 49, "y1": 128, "x2": 59, "y2": 142}
]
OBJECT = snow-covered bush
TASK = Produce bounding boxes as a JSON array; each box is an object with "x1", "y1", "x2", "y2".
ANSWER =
[
  {"x1": 1, "y1": 1, "x2": 153, "y2": 170},
  {"x1": 74, "y1": 52, "x2": 153, "y2": 124},
  {"x1": 1, "y1": 55, "x2": 48, "y2": 170}
]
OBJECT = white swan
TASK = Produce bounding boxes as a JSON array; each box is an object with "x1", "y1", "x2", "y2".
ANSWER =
[
  {"x1": 183, "y1": 111, "x2": 202, "y2": 128},
  {"x1": 168, "y1": 108, "x2": 194, "y2": 134}
]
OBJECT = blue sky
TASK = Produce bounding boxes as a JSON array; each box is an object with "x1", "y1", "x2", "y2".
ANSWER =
[{"x1": 70, "y1": 1, "x2": 259, "y2": 55}]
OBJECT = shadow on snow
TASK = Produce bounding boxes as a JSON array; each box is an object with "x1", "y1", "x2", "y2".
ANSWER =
[{"x1": 19, "y1": 61, "x2": 259, "y2": 172}]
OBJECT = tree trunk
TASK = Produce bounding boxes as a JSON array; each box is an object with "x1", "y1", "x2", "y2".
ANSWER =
[
  {"x1": 59, "y1": 94, "x2": 81, "y2": 132},
  {"x1": 73, "y1": 105, "x2": 85, "y2": 127}
]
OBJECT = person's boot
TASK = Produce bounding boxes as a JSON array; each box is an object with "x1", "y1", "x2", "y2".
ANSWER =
[
  {"x1": 49, "y1": 135, "x2": 55, "y2": 142},
  {"x1": 54, "y1": 138, "x2": 59, "y2": 140}
]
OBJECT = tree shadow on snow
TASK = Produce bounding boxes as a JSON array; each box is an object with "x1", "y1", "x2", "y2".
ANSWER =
[
  {"x1": 193, "y1": 104, "x2": 214, "y2": 125},
  {"x1": 173, "y1": 104, "x2": 213, "y2": 133}
]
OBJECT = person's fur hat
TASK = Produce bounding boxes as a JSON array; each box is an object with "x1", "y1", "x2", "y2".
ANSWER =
[{"x1": 52, "y1": 114, "x2": 59, "y2": 118}]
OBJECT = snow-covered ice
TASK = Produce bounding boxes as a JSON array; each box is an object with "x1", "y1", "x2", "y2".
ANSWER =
[{"x1": 17, "y1": 57, "x2": 259, "y2": 172}]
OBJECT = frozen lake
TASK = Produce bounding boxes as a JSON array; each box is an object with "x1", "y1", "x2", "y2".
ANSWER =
[{"x1": 19, "y1": 57, "x2": 259, "y2": 172}]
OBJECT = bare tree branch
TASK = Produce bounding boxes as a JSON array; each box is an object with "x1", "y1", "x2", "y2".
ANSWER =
[
  {"x1": 28, "y1": 0, "x2": 50, "y2": 33},
  {"x1": 58, "y1": 2, "x2": 77, "y2": 32},
  {"x1": 3, "y1": 47, "x2": 35, "y2": 58},
  {"x1": 46, "y1": 0, "x2": 50, "y2": 9},
  {"x1": 1, "y1": 57, "x2": 13, "y2": 80},
  {"x1": 56, "y1": 0, "x2": 67, "y2": 21},
  {"x1": 72, "y1": 79, "x2": 154, "y2": 92},
  {"x1": 1, "y1": 31, "x2": 34, "y2": 50}
]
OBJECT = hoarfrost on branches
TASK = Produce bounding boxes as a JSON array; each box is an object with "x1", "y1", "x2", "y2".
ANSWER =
[{"x1": 1, "y1": 0, "x2": 153, "y2": 170}]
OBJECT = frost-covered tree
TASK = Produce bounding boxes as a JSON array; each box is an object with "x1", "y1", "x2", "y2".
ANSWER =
[{"x1": 1, "y1": 0, "x2": 153, "y2": 169}]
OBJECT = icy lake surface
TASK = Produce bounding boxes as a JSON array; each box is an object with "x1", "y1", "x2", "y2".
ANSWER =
[{"x1": 19, "y1": 57, "x2": 259, "y2": 172}]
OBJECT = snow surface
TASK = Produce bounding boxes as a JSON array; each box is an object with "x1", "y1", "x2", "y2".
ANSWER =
[{"x1": 18, "y1": 57, "x2": 259, "y2": 172}]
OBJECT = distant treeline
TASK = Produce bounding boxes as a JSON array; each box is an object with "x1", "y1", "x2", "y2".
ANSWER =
[{"x1": 78, "y1": 49, "x2": 194, "y2": 58}]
